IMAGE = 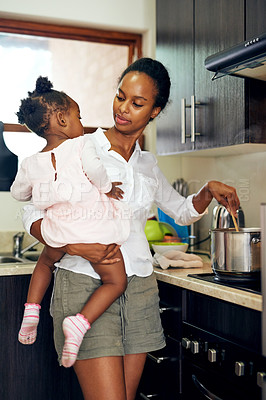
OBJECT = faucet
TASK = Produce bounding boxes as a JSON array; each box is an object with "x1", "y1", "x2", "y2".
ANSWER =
[{"x1": 13, "y1": 232, "x2": 39, "y2": 258}]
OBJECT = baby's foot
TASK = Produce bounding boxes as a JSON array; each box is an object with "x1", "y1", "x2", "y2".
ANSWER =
[
  {"x1": 18, "y1": 303, "x2": 41, "y2": 344},
  {"x1": 61, "y1": 313, "x2": 90, "y2": 368}
]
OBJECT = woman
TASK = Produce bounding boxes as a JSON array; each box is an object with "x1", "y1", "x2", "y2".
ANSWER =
[{"x1": 23, "y1": 57, "x2": 239, "y2": 400}]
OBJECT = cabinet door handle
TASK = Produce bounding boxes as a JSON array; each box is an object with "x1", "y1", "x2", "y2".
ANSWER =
[
  {"x1": 191, "y1": 95, "x2": 201, "y2": 142},
  {"x1": 181, "y1": 98, "x2": 186, "y2": 144},
  {"x1": 181, "y1": 96, "x2": 201, "y2": 143}
]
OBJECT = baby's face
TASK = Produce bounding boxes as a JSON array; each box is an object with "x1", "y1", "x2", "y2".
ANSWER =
[{"x1": 66, "y1": 99, "x2": 84, "y2": 139}]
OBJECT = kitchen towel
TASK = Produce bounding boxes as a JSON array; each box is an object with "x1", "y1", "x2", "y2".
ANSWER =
[{"x1": 153, "y1": 250, "x2": 203, "y2": 270}]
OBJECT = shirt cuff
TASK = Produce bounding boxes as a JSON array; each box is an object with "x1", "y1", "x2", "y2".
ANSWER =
[
  {"x1": 99, "y1": 181, "x2": 112, "y2": 194},
  {"x1": 186, "y1": 194, "x2": 209, "y2": 217},
  {"x1": 22, "y1": 204, "x2": 45, "y2": 236}
]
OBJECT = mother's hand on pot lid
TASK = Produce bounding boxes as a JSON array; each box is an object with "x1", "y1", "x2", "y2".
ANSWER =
[{"x1": 192, "y1": 180, "x2": 240, "y2": 217}]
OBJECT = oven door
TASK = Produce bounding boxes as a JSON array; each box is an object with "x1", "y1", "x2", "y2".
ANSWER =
[
  {"x1": 182, "y1": 360, "x2": 252, "y2": 400},
  {"x1": 182, "y1": 323, "x2": 262, "y2": 400}
]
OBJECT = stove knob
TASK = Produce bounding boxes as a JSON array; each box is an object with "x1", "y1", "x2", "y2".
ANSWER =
[
  {"x1": 208, "y1": 348, "x2": 217, "y2": 363},
  {"x1": 257, "y1": 372, "x2": 266, "y2": 388},
  {"x1": 235, "y1": 361, "x2": 245, "y2": 376},
  {"x1": 191, "y1": 340, "x2": 199, "y2": 354},
  {"x1": 182, "y1": 337, "x2": 191, "y2": 349}
]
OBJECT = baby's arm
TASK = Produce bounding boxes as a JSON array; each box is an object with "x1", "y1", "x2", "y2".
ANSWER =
[
  {"x1": 10, "y1": 159, "x2": 32, "y2": 201},
  {"x1": 81, "y1": 136, "x2": 112, "y2": 193}
]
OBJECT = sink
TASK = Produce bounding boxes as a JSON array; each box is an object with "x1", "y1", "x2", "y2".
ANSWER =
[
  {"x1": 23, "y1": 253, "x2": 40, "y2": 262},
  {"x1": 0, "y1": 254, "x2": 25, "y2": 264},
  {"x1": 0, "y1": 252, "x2": 38, "y2": 264}
]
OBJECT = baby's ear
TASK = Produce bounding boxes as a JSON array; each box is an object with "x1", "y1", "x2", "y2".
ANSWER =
[{"x1": 56, "y1": 111, "x2": 67, "y2": 126}]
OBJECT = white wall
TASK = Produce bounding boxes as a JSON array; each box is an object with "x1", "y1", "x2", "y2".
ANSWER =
[
  {"x1": 0, "y1": 0, "x2": 156, "y2": 231},
  {"x1": 157, "y1": 150, "x2": 266, "y2": 250}
]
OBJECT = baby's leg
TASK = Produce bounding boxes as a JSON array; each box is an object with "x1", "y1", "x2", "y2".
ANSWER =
[
  {"x1": 62, "y1": 249, "x2": 127, "y2": 367},
  {"x1": 19, "y1": 246, "x2": 65, "y2": 345},
  {"x1": 81, "y1": 249, "x2": 127, "y2": 322}
]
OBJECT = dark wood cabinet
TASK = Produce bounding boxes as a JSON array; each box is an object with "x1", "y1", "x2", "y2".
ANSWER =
[
  {"x1": 156, "y1": 0, "x2": 266, "y2": 154},
  {"x1": 194, "y1": 0, "x2": 245, "y2": 150},
  {"x1": 136, "y1": 281, "x2": 183, "y2": 399},
  {"x1": 156, "y1": 0, "x2": 194, "y2": 154},
  {"x1": 246, "y1": 0, "x2": 266, "y2": 37},
  {"x1": 0, "y1": 275, "x2": 83, "y2": 400}
]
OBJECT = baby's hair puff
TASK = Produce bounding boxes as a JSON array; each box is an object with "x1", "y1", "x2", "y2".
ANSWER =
[{"x1": 16, "y1": 76, "x2": 70, "y2": 137}]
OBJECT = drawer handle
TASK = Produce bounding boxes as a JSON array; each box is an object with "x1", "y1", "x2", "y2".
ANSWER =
[
  {"x1": 147, "y1": 353, "x2": 178, "y2": 364},
  {"x1": 140, "y1": 393, "x2": 160, "y2": 399},
  {"x1": 159, "y1": 306, "x2": 180, "y2": 313},
  {"x1": 147, "y1": 354, "x2": 170, "y2": 364}
]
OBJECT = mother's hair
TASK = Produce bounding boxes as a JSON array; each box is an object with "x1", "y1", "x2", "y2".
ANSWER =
[{"x1": 119, "y1": 57, "x2": 171, "y2": 112}]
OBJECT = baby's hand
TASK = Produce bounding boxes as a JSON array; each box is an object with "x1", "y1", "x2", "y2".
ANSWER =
[{"x1": 106, "y1": 182, "x2": 124, "y2": 200}]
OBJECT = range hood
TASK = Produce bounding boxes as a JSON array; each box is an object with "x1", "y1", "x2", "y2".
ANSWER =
[{"x1": 205, "y1": 32, "x2": 266, "y2": 81}]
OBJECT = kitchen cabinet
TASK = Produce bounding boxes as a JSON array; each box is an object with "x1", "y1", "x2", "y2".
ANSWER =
[
  {"x1": 245, "y1": 0, "x2": 266, "y2": 145},
  {"x1": 136, "y1": 281, "x2": 183, "y2": 399},
  {"x1": 0, "y1": 275, "x2": 83, "y2": 400},
  {"x1": 156, "y1": 0, "x2": 266, "y2": 155},
  {"x1": 246, "y1": 0, "x2": 266, "y2": 37}
]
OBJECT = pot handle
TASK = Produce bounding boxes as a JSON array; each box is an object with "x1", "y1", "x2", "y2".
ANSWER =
[{"x1": 251, "y1": 236, "x2": 261, "y2": 245}]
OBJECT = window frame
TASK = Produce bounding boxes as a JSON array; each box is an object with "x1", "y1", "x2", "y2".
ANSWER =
[{"x1": 0, "y1": 17, "x2": 142, "y2": 134}]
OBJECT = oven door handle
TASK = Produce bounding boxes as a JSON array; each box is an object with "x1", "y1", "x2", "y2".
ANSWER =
[{"x1": 192, "y1": 374, "x2": 224, "y2": 400}]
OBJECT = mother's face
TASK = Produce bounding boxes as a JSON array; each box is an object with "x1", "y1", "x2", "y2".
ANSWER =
[{"x1": 112, "y1": 71, "x2": 161, "y2": 135}]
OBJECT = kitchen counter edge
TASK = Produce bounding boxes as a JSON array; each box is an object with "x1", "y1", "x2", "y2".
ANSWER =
[
  {"x1": 1, "y1": 262, "x2": 262, "y2": 312},
  {"x1": 154, "y1": 263, "x2": 262, "y2": 312}
]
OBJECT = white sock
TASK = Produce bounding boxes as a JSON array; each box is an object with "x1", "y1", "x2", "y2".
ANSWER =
[
  {"x1": 61, "y1": 313, "x2": 91, "y2": 368},
  {"x1": 18, "y1": 303, "x2": 41, "y2": 345}
]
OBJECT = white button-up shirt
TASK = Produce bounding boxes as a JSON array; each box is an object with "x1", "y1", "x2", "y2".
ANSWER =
[{"x1": 23, "y1": 128, "x2": 206, "y2": 279}]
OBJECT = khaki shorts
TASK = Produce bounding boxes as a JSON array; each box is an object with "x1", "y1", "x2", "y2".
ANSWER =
[{"x1": 52, "y1": 269, "x2": 165, "y2": 363}]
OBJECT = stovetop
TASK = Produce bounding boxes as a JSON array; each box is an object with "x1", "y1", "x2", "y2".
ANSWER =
[{"x1": 188, "y1": 273, "x2": 261, "y2": 295}]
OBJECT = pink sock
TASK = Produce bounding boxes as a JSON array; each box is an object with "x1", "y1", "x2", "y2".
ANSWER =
[
  {"x1": 18, "y1": 303, "x2": 41, "y2": 345},
  {"x1": 61, "y1": 313, "x2": 91, "y2": 368}
]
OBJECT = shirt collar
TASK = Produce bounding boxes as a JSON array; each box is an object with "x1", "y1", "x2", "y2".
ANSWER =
[
  {"x1": 93, "y1": 127, "x2": 143, "y2": 158},
  {"x1": 92, "y1": 128, "x2": 111, "y2": 151}
]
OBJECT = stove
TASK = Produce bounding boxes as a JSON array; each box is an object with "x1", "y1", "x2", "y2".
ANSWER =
[{"x1": 188, "y1": 273, "x2": 261, "y2": 295}]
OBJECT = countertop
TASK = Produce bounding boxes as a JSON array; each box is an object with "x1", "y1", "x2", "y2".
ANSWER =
[
  {"x1": 154, "y1": 262, "x2": 263, "y2": 312},
  {"x1": 0, "y1": 262, "x2": 35, "y2": 276},
  {"x1": 0, "y1": 260, "x2": 262, "y2": 312}
]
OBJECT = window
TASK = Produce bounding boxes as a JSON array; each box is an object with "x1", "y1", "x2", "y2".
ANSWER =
[
  {"x1": 0, "y1": 18, "x2": 142, "y2": 162},
  {"x1": 0, "y1": 18, "x2": 142, "y2": 129}
]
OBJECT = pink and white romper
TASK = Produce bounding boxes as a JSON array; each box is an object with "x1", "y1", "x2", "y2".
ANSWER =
[{"x1": 11, "y1": 135, "x2": 131, "y2": 247}]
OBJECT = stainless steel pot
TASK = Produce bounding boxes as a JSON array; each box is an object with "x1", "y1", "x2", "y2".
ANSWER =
[{"x1": 210, "y1": 228, "x2": 261, "y2": 277}]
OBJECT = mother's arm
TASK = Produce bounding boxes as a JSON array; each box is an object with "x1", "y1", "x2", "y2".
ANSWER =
[
  {"x1": 192, "y1": 180, "x2": 240, "y2": 215},
  {"x1": 30, "y1": 219, "x2": 121, "y2": 264}
]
